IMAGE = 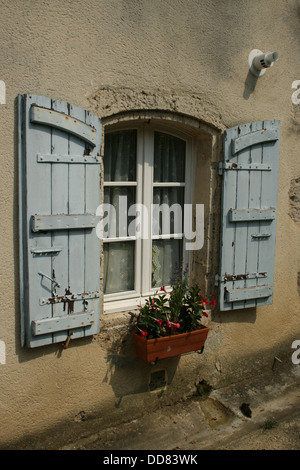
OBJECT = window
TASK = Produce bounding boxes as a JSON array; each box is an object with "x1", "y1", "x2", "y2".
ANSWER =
[
  {"x1": 18, "y1": 92, "x2": 281, "y2": 348},
  {"x1": 103, "y1": 122, "x2": 194, "y2": 313}
]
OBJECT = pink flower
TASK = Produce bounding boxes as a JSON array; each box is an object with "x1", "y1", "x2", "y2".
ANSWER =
[
  {"x1": 166, "y1": 320, "x2": 180, "y2": 329},
  {"x1": 160, "y1": 286, "x2": 167, "y2": 293},
  {"x1": 197, "y1": 292, "x2": 202, "y2": 297}
]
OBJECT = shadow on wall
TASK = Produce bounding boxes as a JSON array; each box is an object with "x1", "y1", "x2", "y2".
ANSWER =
[
  {"x1": 211, "y1": 305, "x2": 257, "y2": 325},
  {"x1": 102, "y1": 329, "x2": 180, "y2": 407},
  {"x1": 243, "y1": 70, "x2": 259, "y2": 99}
]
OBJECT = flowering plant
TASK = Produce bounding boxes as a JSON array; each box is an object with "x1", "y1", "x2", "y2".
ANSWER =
[{"x1": 129, "y1": 267, "x2": 216, "y2": 340}]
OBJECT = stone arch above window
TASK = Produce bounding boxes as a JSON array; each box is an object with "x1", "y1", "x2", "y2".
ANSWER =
[{"x1": 88, "y1": 86, "x2": 225, "y2": 135}]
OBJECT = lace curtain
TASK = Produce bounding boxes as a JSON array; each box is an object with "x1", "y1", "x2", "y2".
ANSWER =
[
  {"x1": 103, "y1": 129, "x2": 185, "y2": 294},
  {"x1": 152, "y1": 131, "x2": 185, "y2": 287}
]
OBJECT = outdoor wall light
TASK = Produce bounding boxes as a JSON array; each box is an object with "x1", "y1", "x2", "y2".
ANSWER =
[{"x1": 248, "y1": 49, "x2": 279, "y2": 77}]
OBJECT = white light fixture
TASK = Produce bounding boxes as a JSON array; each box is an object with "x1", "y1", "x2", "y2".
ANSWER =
[{"x1": 248, "y1": 49, "x2": 279, "y2": 77}]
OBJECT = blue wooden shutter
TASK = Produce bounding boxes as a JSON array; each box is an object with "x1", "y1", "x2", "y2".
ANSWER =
[
  {"x1": 18, "y1": 94, "x2": 102, "y2": 347},
  {"x1": 218, "y1": 121, "x2": 280, "y2": 311}
]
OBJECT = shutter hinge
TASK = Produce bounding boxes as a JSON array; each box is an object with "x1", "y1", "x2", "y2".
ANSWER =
[
  {"x1": 39, "y1": 291, "x2": 100, "y2": 306},
  {"x1": 215, "y1": 272, "x2": 268, "y2": 286},
  {"x1": 219, "y1": 162, "x2": 272, "y2": 175}
]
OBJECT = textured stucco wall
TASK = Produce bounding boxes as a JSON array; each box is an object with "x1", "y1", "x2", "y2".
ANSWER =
[{"x1": 0, "y1": 0, "x2": 299, "y2": 447}]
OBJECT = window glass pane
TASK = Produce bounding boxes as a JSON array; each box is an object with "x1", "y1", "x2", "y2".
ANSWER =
[
  {"x1": 154, "y1": 132, "x2": 185, "y2": 182},
  {"x1": 152, "y1": 187, "x2": 184, "y2": 235},
  {"x1": 104, "y1": 241, "x2": 135, "y2": 294},
  {"x1": 104, "y1": 130, "x2": 137, "y2": 181},
  {"x1": 104, "y1": 187, "x2": 135, "y2": 238},
  {"x1": 152, "y1": 239, "x2": 183, "y2": 288}
]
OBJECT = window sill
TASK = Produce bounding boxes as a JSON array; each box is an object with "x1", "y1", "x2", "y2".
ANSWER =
[{"x1": 103, "y1": 288, "x2": 172, "y2": 315}]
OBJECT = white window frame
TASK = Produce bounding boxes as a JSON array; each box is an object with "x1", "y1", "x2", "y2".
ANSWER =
[{"x1": 103, "y1": 121, "x2": 195, "y2": 314}]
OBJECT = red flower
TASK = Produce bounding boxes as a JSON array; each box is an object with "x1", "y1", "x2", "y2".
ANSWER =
[
  {"x1": 167, "y1": 319, "x2": 172, "y2": 328},
  {"x1": 140, "y1": 330, "x2": 148, "y2": 337},
  {"x1": 151, "y1": 300, "x2": 155, "y2": 307},
  {"x1": 173, "y1": 322, "x2": 180, "y2": 329},
  {"x1": 202, "y1": 297, "x2": 208, "y2": 305},
  {"x1": 210, "y1": 299, "x2": 217, "y2": 307},
  {"x1": 155, "y1": 319, "x2": 163, "y2": 326},
  {"x1": 197, "y1": 292, "x2": 202, "y2": 296},
  {"x1": 203, "y1": 312, "x2": 208, "y2": 317},
  {"x1": 160, "y1": 286, "x2": 167, "y2": 293}
]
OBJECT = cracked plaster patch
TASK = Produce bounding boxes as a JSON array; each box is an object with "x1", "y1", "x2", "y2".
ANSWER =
[{"x1": 289, "y1": 177, "x2": 300, "y2": 223}]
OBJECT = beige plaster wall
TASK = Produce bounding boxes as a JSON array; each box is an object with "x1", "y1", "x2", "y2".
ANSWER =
[{"x1": 0, "y1": 0, "x2": 299, "y2": 447}]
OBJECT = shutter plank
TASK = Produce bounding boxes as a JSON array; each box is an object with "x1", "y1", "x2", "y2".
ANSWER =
[
  {"x1": 226, "y1": 285, "x2": 272, "y2": 302},
  {"x1": 245, "y1": 121, "x2": 264, "y2": 308},
  {"x1": 68, "y1": 103, "x2": 87, "y2": 339},
  {"x1": 229, "y1": 208, "x2": 276, "y2": 222},
  {"x1": 256, "y1": 120, "x2": 280, "y2": 307},
  {"x1": 31, "y1": 105, "x2": 97, "y2": 146},
  {"x1": 51, "y1": 99, "x2": 70, "y2": 343},
  {"x1": 232, "y1": 128, "x2": 279, "y2": 154},
  {"x1": 32, "y1": 214, "x2": 96, "y2": 231},
  {"x1": 219, "y1": 125, "x2": 239, "y2": 310},
  {"x1": 18, "y1": 95, "x2": 26, "y2": 346},
  {"x1": 32, "y1": 311, "x2": 95, "y2": 336},
  {"x1": 233, "y1": 123, "x2": 251, "y2": 309},
  {"x1": 85, "y1": 111, "x2": 101, "y2": 335},
  {"x1": 26, "y1": 95, "x2": 53, "y2": 347}
]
